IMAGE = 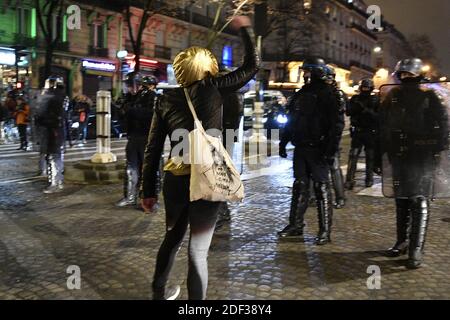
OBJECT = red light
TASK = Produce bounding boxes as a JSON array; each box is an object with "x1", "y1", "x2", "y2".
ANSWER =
[{"x1": 16, "y1": 82, "x2": 23, "y2": 89}]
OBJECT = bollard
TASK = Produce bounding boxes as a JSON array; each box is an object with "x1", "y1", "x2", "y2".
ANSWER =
[
  {"x1": 0, "y1": 121, "x2": 5, "y2": 144},
  {"x1": 91, "y1": 90, "x2": 117, "y2": 163}
]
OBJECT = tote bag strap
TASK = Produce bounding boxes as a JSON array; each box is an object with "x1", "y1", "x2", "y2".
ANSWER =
[{"x1": 183, "y1": 88, "x2": 202, "y2": 125}]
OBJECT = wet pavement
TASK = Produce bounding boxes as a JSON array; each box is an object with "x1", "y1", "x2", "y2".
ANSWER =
[{"x1": 0, "y1": 138, "x2": 449, "y2": 300}]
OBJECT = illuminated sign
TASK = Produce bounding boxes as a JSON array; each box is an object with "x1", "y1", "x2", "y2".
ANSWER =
[
  {"x1": 82, "y1": 59, "x2": 116, "y2": 72},
  {"x1": 222, "y1": 46, "x2": 233, "y2": 67},
  {"x1": 0, "y1": 49, "x2": 16, "y2": 66}
]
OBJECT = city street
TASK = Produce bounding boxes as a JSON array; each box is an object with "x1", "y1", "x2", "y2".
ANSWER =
[{"x1": 0, "y1": 138, "x2": 449, "y2": 300}]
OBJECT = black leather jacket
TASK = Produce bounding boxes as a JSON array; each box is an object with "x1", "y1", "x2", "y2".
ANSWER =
[
  {"x1": 281, "y1": 81, "x2": 345, "y2": 158},
  {"x1": 125, "y1": 88, "x2": 156, "y2": 138},
  {"x1": 347, "y1": 93, "x2": 380, "y2": 131},
  {"x1": 141, "y1": 26, "x2": 259, "y2": 198}
]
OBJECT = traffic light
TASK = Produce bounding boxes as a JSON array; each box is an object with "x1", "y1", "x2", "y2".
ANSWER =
[{"x1": 16, "y1": 81, "x2": 23, "y2": 89}]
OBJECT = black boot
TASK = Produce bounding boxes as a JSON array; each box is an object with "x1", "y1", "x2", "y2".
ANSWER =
[
  {"x1": 386, "y1": 199, "x2": 410, "y2": 257},
  {"x1": 314, "y1": 182, "x2": 333, "y2": 245},
  {"x1": 116, "y1": 167, "x2": 138, "y2": 207},
  {"x1": 330, "y1": 153, "x2": 346, "y2": 209},
  {"x1": 365, "y1": 148, "x2": 375, "y2": 188},
  {"x1": 215, "y1": 202, "x2": 231, "y2": 231},
  {"x1": 345, "y1": 148, "x2": 360, "y2": 190},
  {"x1": 278, "y1": 180, "x2": 308, "y2": 238},
  {"x1": 308, "y1": 181, "x2": 316, "y2": 207},
  {"x1": 43, "y1": 155, "x2": 64, "y2": 194},
  {"x1": 407, "y1": 198, "x2": 429, "y2": 269}
]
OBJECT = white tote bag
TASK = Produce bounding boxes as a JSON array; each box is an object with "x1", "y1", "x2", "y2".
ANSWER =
[{"x1": 184, "y1": 88, "x2": 244, "y2": 203}]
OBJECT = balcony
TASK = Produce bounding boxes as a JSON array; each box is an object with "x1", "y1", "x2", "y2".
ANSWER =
[
  {"x1": 88, "y1": 46, "x2": 109, "y2": 58},
  {"x1": 154, "y1": 45, "x2": 171, "y2": 60},
  {"x1": 349, "y1": 23, "x2": 377, "y2": 41}
]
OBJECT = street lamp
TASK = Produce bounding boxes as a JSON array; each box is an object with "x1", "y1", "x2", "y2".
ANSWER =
[
  {"x1": 116, "y1": 50, "x2": 128, "y2": 59},
  {"x1": 373, "y1": 46, "x2": 382, "y2": 53},
  {"x1": 422, "y1": 65, "x2": 431, "y2": 73}
]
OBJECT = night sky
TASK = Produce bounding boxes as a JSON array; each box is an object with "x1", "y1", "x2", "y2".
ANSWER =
[{"x1": 369, "y1": 0, "x2": 450, "y2": 76}]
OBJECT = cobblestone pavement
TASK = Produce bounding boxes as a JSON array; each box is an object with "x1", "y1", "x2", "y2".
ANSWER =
[{"x1": 0, "y1": 140, "x2": 449, "y2": 300}]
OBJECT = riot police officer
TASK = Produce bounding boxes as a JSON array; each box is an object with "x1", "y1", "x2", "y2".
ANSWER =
[
  {"x1": 325, "y1": 66, "x2": 347, "y2": 209},
  {"x1": 34, "y1": 75, "x2": 66, "y2": 193},
  {"x1": 279, "y1": 58, "x2": 345, "y2": 244},
  {"x1": 116, "y1": 74, "x2": 158, "y2": 207},
  {"x1": 345, "y1": 78, "x2": 380, "y2": 189},
  {"x1": 381, "y1": 58, "x2": 449, "y2": 268}
]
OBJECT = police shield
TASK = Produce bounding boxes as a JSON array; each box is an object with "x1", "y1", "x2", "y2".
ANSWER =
[{"x1": 379, "y1": 81, "x2": 450, "y2": 199}]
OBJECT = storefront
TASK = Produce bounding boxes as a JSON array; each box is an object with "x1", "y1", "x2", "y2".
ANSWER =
[
  {"x1": 81, "y1": 59, "x2": 116, "y2": 102},
  {"x1": 0, "y1": 47, "x2": 31, "y2": 93}
]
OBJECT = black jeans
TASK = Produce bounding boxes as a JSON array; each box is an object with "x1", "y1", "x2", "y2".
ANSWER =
[
  {"x1": 152, "y1": 172, "x2": 220, "y2": 300},
  {"x1": 18, "y1": 124, "x2": 27, "y2": 148}
]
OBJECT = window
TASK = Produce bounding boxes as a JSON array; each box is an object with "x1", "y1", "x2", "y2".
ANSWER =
[
  {"x1": 50, "y1": 14, "x2": 66, "y2": 42},
  {"x1": 16, "y1": 8, "x2": 32, "y2": 36},
  {"x1": 91, "y1": 24, "x2": 106, "y2": 48}
]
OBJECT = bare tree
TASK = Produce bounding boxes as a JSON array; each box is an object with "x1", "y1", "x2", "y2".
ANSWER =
[
  {"x1": 35, "y1": 0, "x2": 65, "y2": 83},
  {"x1": 407, "y1": 33, "x2": 440, "y2": 73},
  {"x1": 262, "y1": 0, "x2": 329, "y2": 81},
  {"x1": 206, "y1": 0, "x2": 256, "y2": 49},
  {"x1": 124, "y1": 0, "x2": 183, "y2": 73}
]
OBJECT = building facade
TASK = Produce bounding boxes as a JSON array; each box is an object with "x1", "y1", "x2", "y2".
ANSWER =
[
  {"x1": 0, "y1": 0, "x2": 243, "y2": 101},
  {"x1": 262, "y1": 0, "x2": 408, "y2": 93}
]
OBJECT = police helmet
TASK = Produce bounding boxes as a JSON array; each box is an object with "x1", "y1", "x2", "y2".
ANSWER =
[
  {"x1": 301, "y1": 57, "x2": 328, "y2": 82},
  {"x1": 125, "y1": 72, "x2": 142, "y2": 86},
  {"x1": 394, "y1": 58, "x2": 425, "y2": 79},
  {"x1": 359, "y1": 78, "x2": 374, "y2": 92},
  {"x1": 141, "y1": 75, "x2": 158, "y2": 86},
  {"x1": 45, "y1": 75, "x2": 64, "y2": 89}
]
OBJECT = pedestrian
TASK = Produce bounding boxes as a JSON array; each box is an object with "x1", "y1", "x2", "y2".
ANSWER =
[
  {"x1": 381, "y1": 58, "x2": 449, "y2": 269},
  {"x1": 14, "y1": 95, "x2": 30, "y2": 151},
  {"x1": 73, "y1": 94, "x2": 91, "y2": 144},
  {"x1": 345, "y1": 78, "x2": 380, "y2": 190},
  {"x1": 140, "y1": 15, "x2": 259, "y2": 300},
  {"x1": 278, "y1": 57, "x2": 345, "y2": 244},
  {"x1": 115, "y1": 74, "x2": 158, "y2": 208},
  {"x1": 0, "y1": 99, "x2": 7, "y2": 144},
  {"x1": 34, "y1": 76, "x2": 67, "y2": 193}
]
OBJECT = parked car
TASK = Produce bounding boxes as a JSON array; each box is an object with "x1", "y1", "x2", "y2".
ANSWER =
[{"x1": 243, "y1": 90, "x2": 287, "y2": 131}]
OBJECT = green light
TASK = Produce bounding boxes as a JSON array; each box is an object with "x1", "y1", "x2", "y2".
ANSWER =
[
  {"x1": 31, "y1": 8, "x2": 36, "y2": 38},
  {"x1": 63, "y1": 15, "x2": 67, "y2": 42}
]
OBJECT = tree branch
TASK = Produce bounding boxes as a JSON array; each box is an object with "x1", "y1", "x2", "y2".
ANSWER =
[{"x1": 35, "y1": 0, "x2": 49, "y2": 38}]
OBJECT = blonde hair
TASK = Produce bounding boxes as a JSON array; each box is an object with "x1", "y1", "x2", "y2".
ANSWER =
[{"x1": 173, "y1": 46, "x2": 219, "y2": 87}]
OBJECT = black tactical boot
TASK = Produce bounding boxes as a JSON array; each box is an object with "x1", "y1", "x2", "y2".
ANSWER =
[
  {"x1": 314, "y1": 182, "x2": 333, "y2": 245},
  {"x1": 116, "y1": 167, "x2": 138, "y2": 207},
  {"x1": 345, "y1": 149, "x2": 359, "y2": 190},
  {"x1": 386, "y1": 199, "x2": 410, "y2": 257},
  {"x1": 43, "y1": 156, "x2": 64, "y2": 194},
  {"x1": 365, "y1": 148, "x2": 375, "y2": 187},
  {"x1": 407, "y1": 198, "x2": 429, "y2": 269},
  {"x1": 278, "y1": 180, "x2": 308, "y2": 238},
  {"x1": 330, "y1": 154, "x2": 346, "y2": 209}
]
